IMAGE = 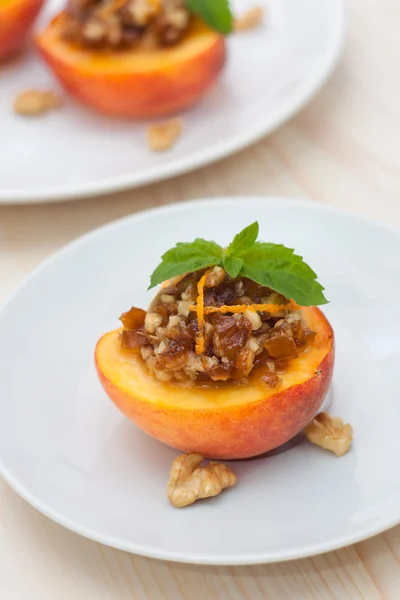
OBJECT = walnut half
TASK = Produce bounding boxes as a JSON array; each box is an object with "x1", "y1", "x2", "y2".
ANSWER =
[
  {"x1": 147, "y1": 119, "x2": 182, "y2": 152},
  {"x1": 13, "y1": 89, "x2": 61, "y2": 116},
  {"x1": 234, "y1": 6, "x2": 264, "y2": 32},
  {"x1": 304, "y1": 412, "x2": 353, "y2": 457},
  {"x1": 167, "y1": 453, "x2": 237, "y2": 508}
]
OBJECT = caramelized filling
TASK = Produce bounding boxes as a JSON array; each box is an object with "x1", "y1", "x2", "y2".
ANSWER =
[
  {"x1": 120, "y1": 267, "x2": 316, "y2": 386},
  {"x1": 61, "y1": 0, "x2": 191, "y2": 50}
]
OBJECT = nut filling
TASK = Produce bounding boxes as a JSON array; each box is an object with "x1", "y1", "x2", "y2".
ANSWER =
[
  {"x1": 61, "y1": 0, "x2": 191, "y2": 49},
  {"x1": 120, "y1": 267, "x2": 317, "y2": 386}
]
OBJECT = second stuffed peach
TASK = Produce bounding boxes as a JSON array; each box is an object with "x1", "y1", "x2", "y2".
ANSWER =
[
  {"x1": 36, "y1": 12, "x2": 226, "y2": 118},
  {"x1": 0, "y1": 0, "x2": 43, "y2": 60}
]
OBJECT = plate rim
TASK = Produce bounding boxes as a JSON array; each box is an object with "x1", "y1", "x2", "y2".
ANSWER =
[
  {"x1": 0, "y1": 0, "x2": 345, "y2": 204},
  {"x1": 1, "y1": 195, "x2": 400, "y2": 564}
]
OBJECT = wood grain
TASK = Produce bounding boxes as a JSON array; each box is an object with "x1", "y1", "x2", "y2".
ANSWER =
[{"x1": 1, "y1": 0, "x2": 400, "y2": 597}]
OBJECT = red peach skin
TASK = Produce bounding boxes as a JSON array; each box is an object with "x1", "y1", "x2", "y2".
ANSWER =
[
  {"x1": 0, "y1": 0, "x2": 43, "y2": 61},
  {"x1": 36, "y1": 13, "x2": 226, "y2": 117},
  {"x1": 95, "y1": 307, "x2": 334, "y2": 459}
]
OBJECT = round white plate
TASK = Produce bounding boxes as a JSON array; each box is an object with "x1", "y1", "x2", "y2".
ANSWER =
[
  {"x1": 0, "y1": 0, "x2": 344, "y2": 203},
  {"x1": 1, "y1": 197, "x2": 400, "y2": 565}
]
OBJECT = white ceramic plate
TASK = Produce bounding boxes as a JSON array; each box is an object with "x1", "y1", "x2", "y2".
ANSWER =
[
  {"x1": 0, "y1": 0, "x2": 344, "y2": 203},
  {"x1": 1, "y1": 197, "x2": 400, "y2": 565}
]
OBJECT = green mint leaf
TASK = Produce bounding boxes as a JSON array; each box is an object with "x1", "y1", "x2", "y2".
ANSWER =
[
  {"x1": 241, "y1": 243, "x2": 317, "y2": 279},
  {"x1": 223, "y1": 255, "x2": 243, "y2": 278},
  {"x1": 149, "y1": 238, "x2": 223, "y2": 289},
  {"x1": 226, "y1": 222, "x2": 259, "y2": 257},
  {"x1": 186, "y1": 0, "x2": 233, "y2": 34},
  {"x1": 148, "y1": 226, "x2": 328, "y2": 306},
  {"x1": 241, "y1": 257, "x2": 328, "y2": 306},
  {"x1": 162, "y1": 239, "x2": 223, "y2": 263}
]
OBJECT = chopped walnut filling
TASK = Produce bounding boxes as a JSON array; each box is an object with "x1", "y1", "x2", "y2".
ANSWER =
[
  {"x1": 120, "y1": 267, "x2": 317, "y2": 386},
  {"x1": 61, "y1": 0, "x2": 191, "y2": 49}
]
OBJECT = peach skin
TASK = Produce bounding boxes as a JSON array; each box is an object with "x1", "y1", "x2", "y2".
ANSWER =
[
  {"x1": 95, "y1": 307, "x2": 334, "y2": 460},
  {"x1": 36, "y1": 13, "x2": 226, "y2": 117},
  {"x1": 0, "y1": 0, "x2": 43, "y2": 60}
]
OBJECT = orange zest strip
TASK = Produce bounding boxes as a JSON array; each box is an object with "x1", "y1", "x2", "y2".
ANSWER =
[
  {"x1": 191, "y1": 287, "x2": 297, "y2": 355},
  {"x1": 194, "y1": 271, "x2": 210, "y2": 355},
  {"x1": 201, "y1": 303, "x2": 292, "y2": 315}
]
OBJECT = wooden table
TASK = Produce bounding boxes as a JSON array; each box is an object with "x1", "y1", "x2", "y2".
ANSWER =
[{"x1": 1, "y1": 0, "x2": 400, "y2": 597}]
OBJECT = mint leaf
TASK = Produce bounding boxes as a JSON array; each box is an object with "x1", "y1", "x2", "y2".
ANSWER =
[
  {"x1": 149, "y1": 239, "x2": 223, "y2": 289},
  {"x1": 148, "y1": 224, "x2": 328, "y2": 306},
  {"x1": 187, "y1": 0, "x2": 233, "y2": 34},
  {"x1": 241, "y1": 243, "x2": 317, "y2": 279},
  {"x1": 223, "y1": 255, "x2": 243, "y2": 278},
  {"x1": 163, "y1": 239, "x2": 223, "y2": 263},
  {"x1": 241, "y1": 257, "x2": 328, "y2": 306},
  {"x1": 239, "y1": 240, "x2": 327, "y2": 305},
  {"x1": 226, "y1": 222, "x2": 259, "y2": 257}
]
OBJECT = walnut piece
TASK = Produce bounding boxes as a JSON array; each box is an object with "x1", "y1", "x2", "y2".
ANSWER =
[
  {"x1": 205, "y1": 266, "x2": 226, "y2": 288},
  {"x1": 304, "y1": 412, "x2": 353, "y2": 457},
  {"x1": 147, "y1": 119, "x2": 182, "y2": 152},
  {"x1": 13, "y1": 89, "x2": 62, "y2": 116},
  {"x1": 144, "y1": 312, "x2": 163, "y2": 334},
  {"x1": 234, "y1": 6, "x2": 264, "y2": 32},
  {"x1": 129, "y1": 0, "x2": 161, "y2": 26},
  {"x1": 167, "y1": 453, "x2": 237, "y2": 508}
]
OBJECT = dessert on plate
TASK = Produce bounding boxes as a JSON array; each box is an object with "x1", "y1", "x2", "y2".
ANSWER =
[
  {"x1": 36, "y1": 0, "x2": 230, "y2": 117},
  {"x1": 0, "y1": 0, "x2": 43, "y2": 60},
  {"x1": 95, "y1": 222, "x2": 334, "y2": 459}
]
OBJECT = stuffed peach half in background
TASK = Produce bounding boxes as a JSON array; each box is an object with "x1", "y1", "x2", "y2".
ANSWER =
[
  {"x1": 36, "y1": 0, "x2": 230, "y2": 117},
  {"x1": 0, "y1": 0, "x2": 43, "y2": 60},
  {"x1": 95, "y1": 222, "x2": 334, "y2": 459}
]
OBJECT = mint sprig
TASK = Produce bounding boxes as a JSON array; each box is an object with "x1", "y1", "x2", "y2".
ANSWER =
[
  {"x1": 149, "y1": 222, "x2": 328, "y2": 306},
  {"x1": 186, "y1": 0, "x2": 233, "y2": 35},
  {"x1": 149, "y1": 239, "x2": 223, "y2": 288}
]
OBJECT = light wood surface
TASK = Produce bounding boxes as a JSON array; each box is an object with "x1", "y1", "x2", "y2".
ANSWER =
[{"x1": 2, "y1": 0, "x2": 400, "y2": 597}]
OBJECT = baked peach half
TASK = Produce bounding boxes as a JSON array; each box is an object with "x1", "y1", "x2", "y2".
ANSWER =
[
  {"x1": 36, "y1": 13, "x2": 226, "y2": 117},
  {"x1": 95, "y1": 222, "x2": 334, "y2": 460},
  {"x1": 96, "y1": 306, "x2": 334, "y2": 459},
  {"x1": 0, "y1": 0, "x2": 43, "y2": 60}
]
